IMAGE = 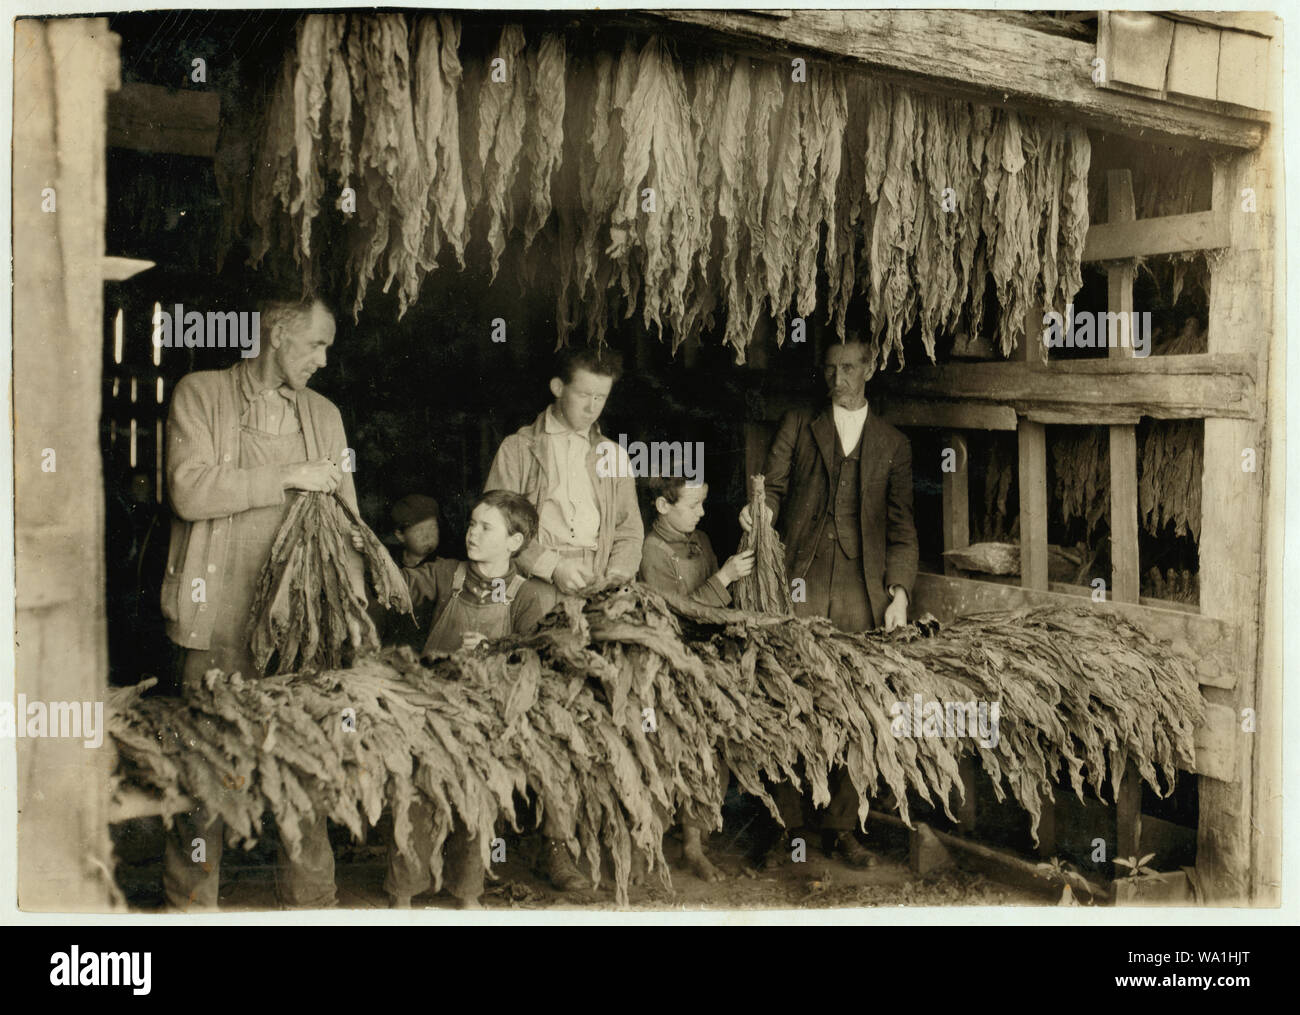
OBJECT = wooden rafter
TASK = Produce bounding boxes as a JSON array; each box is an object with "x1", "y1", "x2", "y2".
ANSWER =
[{"x1": 640, "y1": 9, "x2": 1267, "y2": 150}]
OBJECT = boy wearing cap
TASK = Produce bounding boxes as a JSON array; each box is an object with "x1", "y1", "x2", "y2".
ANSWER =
[{"x1": 391, "y1": 493, "x2": 442, "y2": 568}]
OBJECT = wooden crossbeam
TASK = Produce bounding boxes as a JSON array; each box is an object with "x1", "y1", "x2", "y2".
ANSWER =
[
  {"x1": 640, "y1": 9, "x2": 1267, "y2": 149},
  {"x1": 1083, "y1": 209, "x2": 1231, "y2": 261},
  {"x1": 892, "y1": 355, "x2": 1257, "y2": 421}
]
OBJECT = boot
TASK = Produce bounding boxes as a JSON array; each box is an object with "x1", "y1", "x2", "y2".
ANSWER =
[{"x1": 537, "y1": 837, "x2": 587, "y2": 892}]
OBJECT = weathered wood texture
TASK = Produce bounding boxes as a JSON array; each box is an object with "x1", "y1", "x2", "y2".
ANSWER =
[
  {"x1": 1016, "y1": 421, "x2": 1048, "y2": 591},
  {"x1": 13, "y1": 16, "x2": 120, "y2": 912},
  {"x1": 1083, "y1": 209, "x2": 1230, "y2": 262},
  {"x1": 1251, "y1": 28, "x2": 1285, "y2": 910},
  {"x1": 1104, "y1": 171, "x2": 1140, "y2": 605},
  {"x1": 1097, "y1": 11, "x2": 1274, "y2": 112},
  {"x1": 1194, "y1": 148, "x2": 1273, "y2": 905},
  {"x1": 893, "y1": 355, "x2": 1257, "y2": 422},
  {"x1": 644, "y1": 9, "x2": 1267, "y2": 149},
  {"x1": 1109, "y1": 425, "x2": 1140, "y2": 602}
]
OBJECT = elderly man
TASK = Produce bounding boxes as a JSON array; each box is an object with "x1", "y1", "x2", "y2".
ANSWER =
[
  {"x1": 741, "y1": 335, "x2": 919, "y2": 868},
  {"x1": 160, "y1": 295, "x2": 353, "y2": 910}
]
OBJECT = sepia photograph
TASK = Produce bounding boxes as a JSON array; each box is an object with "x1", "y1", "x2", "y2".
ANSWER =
[{"x1": 4, "y1": 3, "x2": 1288, "y2": 945}]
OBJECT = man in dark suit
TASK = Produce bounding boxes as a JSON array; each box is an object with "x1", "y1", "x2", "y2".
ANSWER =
[{"x1": 740, "y1": 335, "x2": 919, "y2": 866}]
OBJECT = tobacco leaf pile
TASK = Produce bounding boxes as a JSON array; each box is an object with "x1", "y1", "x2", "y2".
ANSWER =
[
  {"x1": 226, "y1": 15, "x2": 1091, "y2": 366},
  {"x1": 112, "y1": 584, "x2": 1200, "y2": 905},
  {"x1": 248, "y1": 492, "x2": 412, "y2": 676}
]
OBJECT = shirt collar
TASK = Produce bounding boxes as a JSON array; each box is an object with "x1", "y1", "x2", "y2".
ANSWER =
[
  {"x1": 832, "y1": 401, "x2": 869, "y2": 422},
  {"x1": 652, "y1": 516, "x2": 702, "y2": 554},
  {"x1": 465, "y1": 560, "x2": 518, "y2": 589},
  {"x1": 544, "y1": 404, "x2": 596, "y2": 442},
  {"x1": 236, "y1": 360, "x2": 294, "y2": 405}
]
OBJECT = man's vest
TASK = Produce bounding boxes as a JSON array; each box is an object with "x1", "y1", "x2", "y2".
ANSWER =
[{"x1": 827, "y1": 436, "x2": 862, "y2": 559}]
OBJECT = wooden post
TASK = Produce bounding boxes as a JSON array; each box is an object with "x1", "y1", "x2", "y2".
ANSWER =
[
  {"x1": 1017, "y1": 304, "x2": 1049, "y2": 591},
  {"x1": 1195, "y1": 150, "x2": 1271, "y2": 904},
  {"x1": 1016, "y1": 420, "x2": 1048, "y2": 591},
  {"x1": 941, "y1": 433, "x2": 969, "y2": 575},
  {"x1": 1116, "y1": 762, "x2": 1144, "y2": 862},
  {"x1": 14, "y1": 17, "x2": 121, "y2": 911},
  {"x1": 1105, "y1": 170, "x2": 1141, "y2": 605}
]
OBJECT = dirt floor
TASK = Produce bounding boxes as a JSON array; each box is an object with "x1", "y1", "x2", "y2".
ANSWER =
[{"x1": 113, "y1": 802, "x2": 1050, "y2": 912}]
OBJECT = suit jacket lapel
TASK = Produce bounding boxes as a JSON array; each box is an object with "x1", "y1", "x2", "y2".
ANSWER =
[
  {"x1": 858, "y1": 414, "x2": 888, "y2": 492},
  {"x1": 811, "y1": 410, "x2": 837, "y2": 478}
]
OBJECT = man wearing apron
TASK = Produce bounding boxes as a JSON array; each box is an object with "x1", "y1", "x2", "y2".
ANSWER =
[{"x1": 160, "y1": 296, "x2": 356, "y2": 910}]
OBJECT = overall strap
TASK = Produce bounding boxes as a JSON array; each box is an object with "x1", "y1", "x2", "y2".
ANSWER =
[
  {"x1": 297, "y1": 390, "x2": 321, "y2": 459},
  {"x1": 451, "y1": 561, "x2": 468, "y2": 593}
]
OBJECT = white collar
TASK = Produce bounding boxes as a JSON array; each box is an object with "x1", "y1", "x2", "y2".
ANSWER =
[{"x1": 832, "y1": 402, "x2": 869, "y2": 421}]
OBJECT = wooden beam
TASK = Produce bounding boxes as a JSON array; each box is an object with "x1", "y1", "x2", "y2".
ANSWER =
[
  {"x1": 1116, "y1": 763, "x2": 1143, "y2": 861},
  {"x1": 1194, "y1": 152, "x2": 1270, "y2": 904},
  {"x1": 909, "y1": 572, "x2": 1242, "y2": 691},
  {"x1": 641, "y1": 9, "x2": 1267, "y2": 149},
  {"x1": 1109, "y1": 425, "x2": 1140, "y2": 602},
  {"x1": 1192, "y1": 704, "x2": 1239, "y2": 782},
  {"x1": 892, "y1": 356, "x2": 1257, "y2": 421},
  {"x1": 1016, "y1": 420, "x2": 1048, "y2": 591},
  {"x1": 941, "y1": 434, "x2": 969, "y2": 577},
  {"x1": 875, "y1": 399, "x2": 1018, "y2": 431},
  {"x1": 1083, "y1": 209, "x2": 1231, "y2": 262},
  {"x1": 107, "y1": 82, "x2": 220, "y2": 158},
  {"x1": 1105, "y1": 171, "x2": 1141, "y2": 606}
]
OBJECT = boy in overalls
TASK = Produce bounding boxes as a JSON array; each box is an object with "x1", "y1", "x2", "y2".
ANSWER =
[{"x1": 384, "y1": 490, "x2": 556, "y2": 907}]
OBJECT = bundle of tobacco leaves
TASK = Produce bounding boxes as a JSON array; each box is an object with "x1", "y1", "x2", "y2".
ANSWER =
[
  {"x1": 1047, "y1": 422, "x2": 1201, "y2": 544},
  {"x1": 1052, "y1": 427, "x2": 1109, "y2": 539},
  {"x1": 1138, "y1": 420, "x2": 1202, "y2": 540},
  {"x1": 114, "y1": 582, "x2": 1200, "y2": 905},
  {"x1": 734, "y1": 474, "x2": 793, "y2": 615},
  {"x1": 248, "y1": 492, "x2": 411, "y2": 676}
]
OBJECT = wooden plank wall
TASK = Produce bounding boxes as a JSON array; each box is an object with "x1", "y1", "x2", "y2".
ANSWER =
[{"x1": 13, "y1": 17, "x2": 121, "y2": 911}]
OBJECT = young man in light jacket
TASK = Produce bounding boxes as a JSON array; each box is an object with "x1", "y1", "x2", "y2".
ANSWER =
[
  {"x1": 484, "y1": 345, "x2": 644, "y2": 891},
  {"x1": 161, "y1": 295, "x2": 353, "y2": 911}
]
